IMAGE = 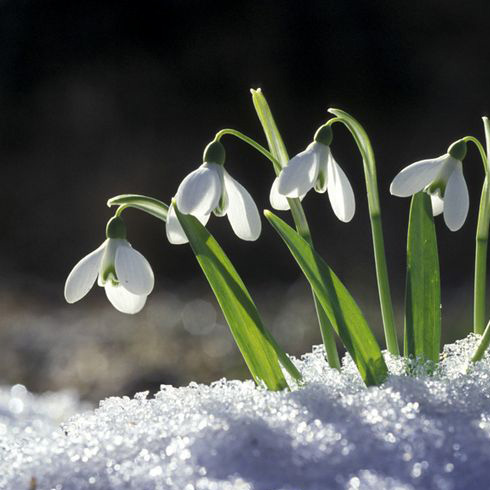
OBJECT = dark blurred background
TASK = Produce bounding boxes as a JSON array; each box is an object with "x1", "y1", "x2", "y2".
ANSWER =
[{"x1": 0, "y1": 0, "x2": 489, "y2": 401}]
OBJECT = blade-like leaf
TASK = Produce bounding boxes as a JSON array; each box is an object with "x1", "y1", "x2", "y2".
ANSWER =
[
  {"x1": 251, "y1": 88, "x2": 289, "y2": 170},
  {"x1": 404, "y1": 192, "x2": 441, "y2": 362},
  {"x1": 174, "y1": 204, "x2": 301, "y2": 390},
  {"x1": 265, "y1": 210, "x2": 388, "y2": 386},
  {"x1": 107, "y1": 194, "x2": 168, "y2": 221}
]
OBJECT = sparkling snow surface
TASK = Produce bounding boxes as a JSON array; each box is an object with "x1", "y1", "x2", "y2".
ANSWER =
[{"x1": 4, "y1": 335, "x2": 490, "y2": 490}]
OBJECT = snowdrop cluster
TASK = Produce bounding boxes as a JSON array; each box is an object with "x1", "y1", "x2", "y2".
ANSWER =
[
  {"x1": 65, "y1": 128, "x2": 473, "y2": 316},
  {"x1": 63, "y1": 91, "x2": 490, "y2": 393}
]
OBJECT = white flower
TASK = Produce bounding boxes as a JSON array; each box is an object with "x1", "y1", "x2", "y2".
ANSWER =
[
  {"x1": 390, "y1": 140, "x2": 469, "y2": 231},
  {"x1": 64, "y1": 218, "x2": 154, "y2": 314},
  {"x1": 272, "y1": 127, "x2": 355, "y2": 223},
  {"x1": 166, "y1": 141, "x2": 261, "y2": 244}
]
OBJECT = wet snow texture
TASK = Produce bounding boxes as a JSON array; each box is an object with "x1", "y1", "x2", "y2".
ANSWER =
[{"x1": 3, "y1": 335, "x2": 490, "y2": 490}]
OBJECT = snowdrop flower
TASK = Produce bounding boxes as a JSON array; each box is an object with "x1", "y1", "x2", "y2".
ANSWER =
[
  {"x1": 271, "y1": 124, "x2": 356, "y2": 222},
  {"x1": 64, "y1": 217, "x2": 154, "y2": 314},
  {"x1": 390, "y1": 139, "x2": 469, "y2": 231},
  {"x1": 166, "y1": 140, "x2": 261, "y2": 244}
]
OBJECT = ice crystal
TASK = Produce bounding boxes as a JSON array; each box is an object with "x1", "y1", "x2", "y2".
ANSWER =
[{"x1": 3, "y1": 335, "x2": 490, "y2": 489}]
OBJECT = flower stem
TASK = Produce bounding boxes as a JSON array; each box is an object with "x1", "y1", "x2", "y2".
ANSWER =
[
  {"x1": 328, "y1": 109, "x2": 399, "y2": 355},
  {"x1": 471, "y1": 317, "x2": 490, "y2": 363},
  {"x1": 465, "y1": 124, "x2": 490, "y2": 334},
  {"x1": 215, "y1": 129, "x2": 282, "y2": 174},
  {"x1": 287, "y1": 198, "x2": 341, "y2": 369}
]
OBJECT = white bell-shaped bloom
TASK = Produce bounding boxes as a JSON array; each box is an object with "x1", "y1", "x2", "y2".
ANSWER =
[
  {"x1": 167, "y1": 141, "x2": 261, "y2": 244},
  {"x1": 273, "y1": 140, "x2": 355, "y2": 222},
  {"x1": 64, "y1": 220, "x2": 154, "y2": 314},
  {"x1": 390, "y1": 141, "x2": 469, "y2": 231}
]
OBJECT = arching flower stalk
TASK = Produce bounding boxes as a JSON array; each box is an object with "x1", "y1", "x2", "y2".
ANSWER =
[{"x1": 327, "y1": 108, "x2": 399, "y2": 356}]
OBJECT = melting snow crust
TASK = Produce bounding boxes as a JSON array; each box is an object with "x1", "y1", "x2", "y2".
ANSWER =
[{"x1": 3, "y1": 335, "x2": 490, "y2": 490}]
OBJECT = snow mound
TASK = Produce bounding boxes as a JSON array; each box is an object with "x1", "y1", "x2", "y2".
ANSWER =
[{"x1": 3, "y1": 335, "x2": 490, "y2": 490}]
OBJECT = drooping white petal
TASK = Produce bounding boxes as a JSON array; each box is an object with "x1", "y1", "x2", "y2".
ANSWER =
[
  {"x1": 270, "y1": 177, "x2": 290, "y2": 210},
  {"x1": 443, "y1": 161, "x2": 469, "y2": 231},
  {"x1": 64, "y1": 242, "x2": 106, "y2": 303},
  {"x1": 429, "y1": 191, "x2": 444, "y2": 216},
  {"x1": 390, "y1": 156, "x2": 447, "y2": 197},
  {"x1": 224, "y1": 171, "x2": 261, "y2": 241},
  {"x1": 105, "y1": 283, "x2": 147, "y2": 314},
  {"x1": 165, "y1": 203, "x2": 210, "y2": 245},
  {"x1": 326, "y1": 151, "x2": 356, "y2": 222},
  {"x1": 165, "y1": 202, "x2": 189, "y2": 244},
  {"x1": 175, "y1": 163, "x2": 222, "y2": 215},
  {"x1": 277, "y1": 142, "x2": 320, "y2": 198},
  {"x1": 115, "y1": 242, "x2": 154, "y2": 295},
  {"x1": 269, "y1": 177, "x2": 307, "y2": 210}
]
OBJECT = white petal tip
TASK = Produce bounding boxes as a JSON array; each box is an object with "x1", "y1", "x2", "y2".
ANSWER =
[
  {"x1": 115, "y1": 244, "x2": 155, "y2": 296},
  {"x1": 105, "y1": 283, "x2": 147, "y2": 314},
  {"x1": 224, "y1": 171, "x2": 262, "y2": 242}
]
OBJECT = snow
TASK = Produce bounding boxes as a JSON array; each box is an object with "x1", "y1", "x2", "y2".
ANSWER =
[{"x1": 3, "y1": 335, "x2": 490, "y2": 490}]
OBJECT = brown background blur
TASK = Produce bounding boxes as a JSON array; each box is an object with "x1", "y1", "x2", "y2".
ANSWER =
[{"x1": 0, "y1": 0, "x2": 489, "y2": 401}]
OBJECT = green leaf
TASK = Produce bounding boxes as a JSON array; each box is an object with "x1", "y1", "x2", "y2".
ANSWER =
[
  {"x1": 265, "y1": 210, "x2": 388, "y2": 386},
  {"x1": 251, "y1": 88, "x2": 288, "y2": 171},
  {"x1": 174, "y1": 204, "x2": 302, "y2": 390},
  {"x1": 107, "y1": 194, "x2": 168, "y2": 221},
  {"x1": 404, "y1": 192, "x2": 441, "y2": 363}
]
